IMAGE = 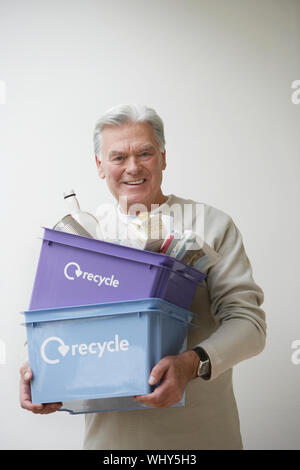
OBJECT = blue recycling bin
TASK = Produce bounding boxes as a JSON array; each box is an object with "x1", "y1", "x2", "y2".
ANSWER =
[{"x1": 22, "y1": 298, "x2": 196, "y2": 413}]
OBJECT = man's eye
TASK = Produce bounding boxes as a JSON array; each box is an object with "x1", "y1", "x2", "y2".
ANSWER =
[
  {"x1": 114, "y1": 156, "x2": 124, "y2": 162},
  {"x1": 140, "y1": 152, "x2": 150, "y2": 157}
]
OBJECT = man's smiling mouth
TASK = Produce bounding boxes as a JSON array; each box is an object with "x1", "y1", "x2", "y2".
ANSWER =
[{"x1": 123, "y1": 179, "x2": 146, "y2": 185}]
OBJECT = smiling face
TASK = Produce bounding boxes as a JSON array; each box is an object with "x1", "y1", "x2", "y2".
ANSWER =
[{"x1": 95, "y1": 121, "x2": 167, "y2": 213}]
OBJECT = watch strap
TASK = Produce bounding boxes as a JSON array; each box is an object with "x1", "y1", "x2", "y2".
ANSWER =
[{"x1": 193, "y1": 347, "x2": 211, "y2": 380}]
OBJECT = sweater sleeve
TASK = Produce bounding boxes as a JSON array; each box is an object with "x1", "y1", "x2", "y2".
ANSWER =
[{"x1": 195, "y1": 208, "x2": 267, "y2": 381}]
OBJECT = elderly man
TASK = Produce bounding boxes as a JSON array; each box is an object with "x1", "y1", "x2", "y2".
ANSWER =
[{"x1": 20, "y1": 104, "x2": 266, "y2": 450}]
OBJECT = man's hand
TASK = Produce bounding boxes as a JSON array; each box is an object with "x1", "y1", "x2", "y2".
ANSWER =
[
  {"x1": 133, "y1": 350, "x2": 199, "y2": 408},
  {"x1": 19, "y1": 361, "x2": 62, "y2": 414}
]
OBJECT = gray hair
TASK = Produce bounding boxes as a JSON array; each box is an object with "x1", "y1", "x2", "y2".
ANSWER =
[{"x1": 94, "y1": 104, "x2": 166, "y2": 158}]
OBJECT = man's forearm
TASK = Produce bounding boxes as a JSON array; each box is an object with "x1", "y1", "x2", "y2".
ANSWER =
[{"x1": 196, "y1": 316, "x2": 266, "y2": 381}]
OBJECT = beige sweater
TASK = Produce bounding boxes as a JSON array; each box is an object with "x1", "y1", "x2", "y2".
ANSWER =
[{"x1": 83, "y1": 194, "x2": 266, "y2": 450}]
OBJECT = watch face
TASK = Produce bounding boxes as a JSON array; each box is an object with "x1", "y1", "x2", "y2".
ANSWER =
[{"x1": 199, "y1": 360, "x2": 210, "y2": 377}]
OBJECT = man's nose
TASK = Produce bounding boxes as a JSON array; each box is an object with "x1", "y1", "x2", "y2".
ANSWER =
[{"x1": 125, "y1": 156, "x2": 142, "y2": 174}]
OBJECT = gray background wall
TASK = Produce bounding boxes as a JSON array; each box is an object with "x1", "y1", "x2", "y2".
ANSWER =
[{"x1": 0, "y1": 0, "x2": 299, "y2": 449}]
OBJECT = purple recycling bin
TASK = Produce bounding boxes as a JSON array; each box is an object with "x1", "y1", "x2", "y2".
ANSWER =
[{"x1": 29, "y1": 228, "x2": 206, "y2": 311}]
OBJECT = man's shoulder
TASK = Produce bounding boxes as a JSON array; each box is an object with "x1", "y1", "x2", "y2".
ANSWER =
[
  {"x1": 170, "y1": 194, "x2": 236, "y2": 249},
  {"x1": 170, "y1": 194, "x2": 234, "y2": 225}
]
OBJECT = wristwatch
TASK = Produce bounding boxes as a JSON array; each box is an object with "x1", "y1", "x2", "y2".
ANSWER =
[{"x1": 193, "y1": 347, "x2": 211, "y2": 380}]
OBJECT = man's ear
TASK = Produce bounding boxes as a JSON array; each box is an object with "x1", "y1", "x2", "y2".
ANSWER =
[
  {"x1": 161, "y1": 150, "x2": 167, "y2": 170},
  {"x1": 95, "y1": 155, "x2": 106, "y2": 179}
]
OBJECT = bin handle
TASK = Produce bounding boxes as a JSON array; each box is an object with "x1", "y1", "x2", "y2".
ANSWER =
[
  {"x1": 158, "y1": 264, "x2": 206, "y2": 285},
  {"x1": 157, "y1": 309, "x2": 200, "y2": 328}
]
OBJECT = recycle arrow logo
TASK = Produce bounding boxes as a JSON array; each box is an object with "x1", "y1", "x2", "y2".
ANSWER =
[
  {"x1": 58, "y1": 343, "x2": 70, "y2": 357},
  {"x1": 64, "y1": 262, "x2": 82, "y2": 280},
  {"x1": 75, "y1": 267, "x2": 83, "y2": 277},
  {"x1": 41, "y1": 337, "x2": 70, "y2": 365}
]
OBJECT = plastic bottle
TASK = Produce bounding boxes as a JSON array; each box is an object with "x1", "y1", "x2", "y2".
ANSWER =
[{"x1": 63, "y1": 189, "x2": 99, "y2": 239}]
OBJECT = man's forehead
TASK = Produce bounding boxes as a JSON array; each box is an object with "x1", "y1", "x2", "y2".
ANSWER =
[{"x1": 101, "y1": 122, "x2": 159, "y2": 154}]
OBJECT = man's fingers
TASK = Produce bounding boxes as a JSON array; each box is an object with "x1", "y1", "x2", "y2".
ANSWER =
[
  {"x1": 20, "y1": 362, "x2": 32, "y2": 385},
  {"x1": 21, "y1": 399, "x2": 44, "y2": 413},
  {"x1": 39, "y1": 403, "x2": 63, "y2": 414},
  {"x1": 23, "y1": 369, "x2": 32, "y2": 383},
  {"x1": 134, "y1": 392, "x2": 173, "y2": 408},
  {"x1": 20, "y1": 364, "x2": 44, "y2": 412},
  {"x1": 148, "y1": 357, "x2": 171, "y2": 385},
  {"x1": 135, "y1": 356, "x2": 187, "y2": 408},
  {"x1": 134, "y1": 380, "x2": 171, "y2": 406},
  {"x1": 21, "y1": 397, "x2": 62, "y2": 413},
  {"x1": 20, "y1": 378, "x2": 44, "y2": 412},
  {"x1": 24, "y1": 370, "x2": 31, "y2": 382},
  {"x1": 19, "y1": 361, "x2": 62, "y2": 414}
]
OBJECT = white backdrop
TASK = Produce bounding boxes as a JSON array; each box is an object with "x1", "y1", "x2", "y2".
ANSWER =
[{"x1": 0, "y1": 0, "x2": 299, "y2": 450}]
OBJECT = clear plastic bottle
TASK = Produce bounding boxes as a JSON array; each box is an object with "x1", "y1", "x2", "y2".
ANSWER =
[{"x1": 63, "y1": 189, "x2": 99, "y2": 239}]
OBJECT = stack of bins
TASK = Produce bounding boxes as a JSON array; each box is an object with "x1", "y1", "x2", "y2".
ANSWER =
[{"x1": 22, "y1": 228, "x2": 206, "y2": 414}]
